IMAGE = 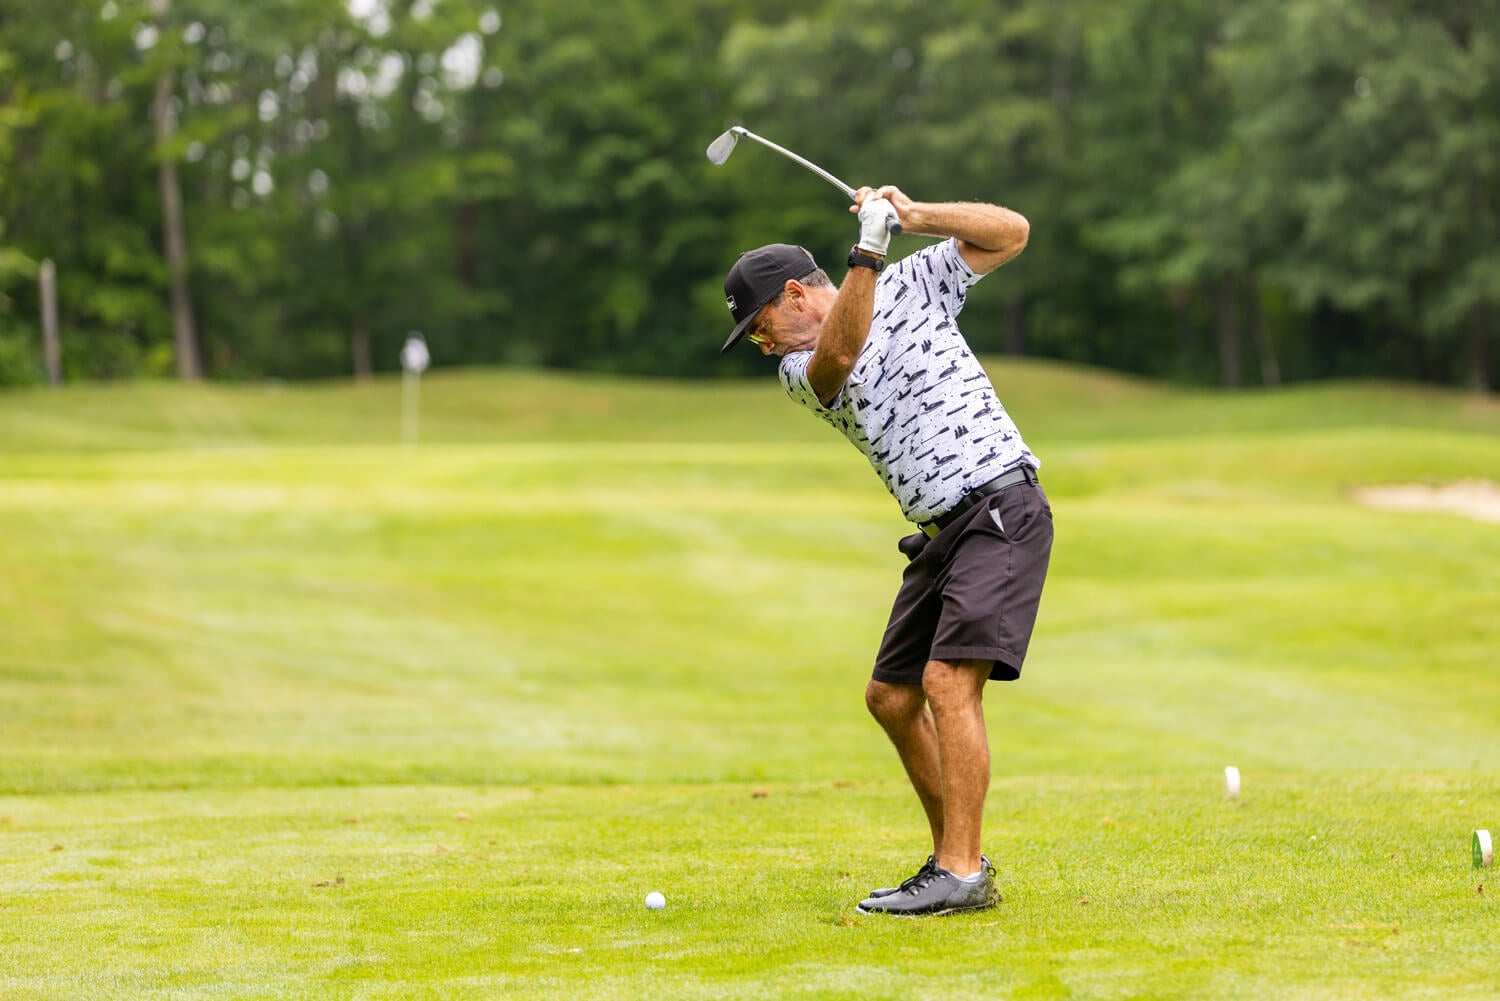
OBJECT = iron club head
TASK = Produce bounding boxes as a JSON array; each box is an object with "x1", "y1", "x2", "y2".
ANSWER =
[{"x1": 705, "y1": 127, "x2": 743, "y2": 166}]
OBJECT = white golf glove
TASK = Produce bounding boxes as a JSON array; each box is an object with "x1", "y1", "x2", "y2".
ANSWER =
[{"x1": 857, "y1": 197, "x2": 899, "y2": 256}]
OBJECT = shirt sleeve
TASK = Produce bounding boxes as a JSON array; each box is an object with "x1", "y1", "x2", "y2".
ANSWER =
[
  {"x1": 779, "y1": 350, "x2": 840, "y2": 412},
  {"x1": 890, "y1": 238, "x2": 982, "y2": 319}
]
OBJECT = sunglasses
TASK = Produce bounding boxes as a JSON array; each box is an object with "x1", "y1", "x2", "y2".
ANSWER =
[{"x1": 746, "y1": 301, "x2": 779, "y2": 347}]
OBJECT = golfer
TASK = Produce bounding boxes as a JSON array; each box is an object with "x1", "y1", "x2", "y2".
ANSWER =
[{"x1": 719, "y1": 187, "x2": 1051, "y2": 916}]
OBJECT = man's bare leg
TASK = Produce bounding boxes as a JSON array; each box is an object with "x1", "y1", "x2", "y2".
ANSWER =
[
  {"x1": 921, "y1": 657, "x2": 992, "y2": 877},
  {"x1": 865, "y1": 679, "x2": 944, "y2": 855}
]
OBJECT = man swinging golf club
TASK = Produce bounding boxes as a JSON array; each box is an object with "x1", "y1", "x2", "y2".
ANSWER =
[{"x1": 720, "y1": 186, "x2": 1052, "y2": 916}]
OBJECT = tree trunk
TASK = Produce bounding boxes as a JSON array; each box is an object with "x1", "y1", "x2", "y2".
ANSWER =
[
  {"x1": 1173, "y1": 287, "x2": 1195, "y2": 363},
  {"x1": 456, "y1": 201, "x2": 479, "y2": 291},
  {"x1": 1466, "y1": 153, "x2": 1491, "y2": 391},
  {"x1": 1217, "y1": 274, "x2": 1241, "y2": 388},
  {"x1": 1248, "y1": 281, "x2": 1279, "y2": 386},
  {"x1": 1468, "y1": 304, "x2": 1491, "y2": 393},
  {"x1": 1005, "y1": 297, "x2": 1026, "y2": 355},
  {"x1": 352, "y1": 306, "x2": 372, "y2": 381},
  {"x1": 342, "y1": 94, "x2": 374, "y2": 381},
  {"x1": 39, "y1": 259, "x2": 61, "y2": 385},
  {"x1": 455, "y1": 103, "x2": 481, "y2": 292},
  {"x1": 346, "y1": 217, "x2": 372, "y2": 380},
  {"x1": 152, "y1": 0, "x2": 201, "y2": 380}
]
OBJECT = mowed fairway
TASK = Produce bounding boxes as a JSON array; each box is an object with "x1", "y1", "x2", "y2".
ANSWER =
[{"x1": 1, "y1": 362, "x2": 1497, "y2": 1000}]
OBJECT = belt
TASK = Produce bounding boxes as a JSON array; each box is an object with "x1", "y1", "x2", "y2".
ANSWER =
[{"x1": 918, "y1": 465, "x2": 1038, "y2": 538}]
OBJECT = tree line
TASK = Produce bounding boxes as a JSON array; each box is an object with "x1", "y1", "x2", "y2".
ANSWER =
[{"x1": 0, "y1": 0, "x2": 1496, "y2": 390}]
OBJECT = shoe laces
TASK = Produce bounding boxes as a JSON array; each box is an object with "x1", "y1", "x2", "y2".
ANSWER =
[
  {"x1": 895, "y1": 856, "x2": 938, "y2": 893},
  {"x1": 902, "y1": 866, "x2": 945, "y2": 896}
]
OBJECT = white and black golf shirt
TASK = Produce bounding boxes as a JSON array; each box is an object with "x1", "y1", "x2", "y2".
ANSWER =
[{"x1": 779, "y1": 238, "x2": 1038, "y2": 525}]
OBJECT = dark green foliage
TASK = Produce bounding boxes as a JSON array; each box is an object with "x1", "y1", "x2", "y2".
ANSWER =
[{"x1": 0, "y1": 0, "x2": 1495, "y2": 387}]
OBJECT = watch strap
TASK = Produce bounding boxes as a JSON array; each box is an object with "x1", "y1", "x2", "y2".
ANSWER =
[{"x1": 847, "y1": 248, "x2": 886, "y2": 273}]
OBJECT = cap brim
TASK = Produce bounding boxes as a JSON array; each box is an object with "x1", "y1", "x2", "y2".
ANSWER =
[{"x1": 720, "y1": 311, "x2": 758, "y2": 354}]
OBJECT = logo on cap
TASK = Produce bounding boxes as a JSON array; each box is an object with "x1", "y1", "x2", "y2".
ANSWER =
[{"x1": 725, "y1": 295, "x2": 737, "y2": 312}]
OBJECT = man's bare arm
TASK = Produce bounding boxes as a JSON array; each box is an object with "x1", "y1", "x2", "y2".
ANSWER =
[
  {"x1": 804, "y1": 196, "x2": 900, "y2": 406},
  {"x1": 806, "y1": 264, "x2": 880, "y2": 406},
  {"x1": 854, "y1": 186, "x2": 1029, "y2": 276}
]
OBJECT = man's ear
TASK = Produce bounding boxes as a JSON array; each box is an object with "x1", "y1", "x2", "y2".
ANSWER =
[{"x1": 785, "y1": 280, "x2": 802, "y2": 308}]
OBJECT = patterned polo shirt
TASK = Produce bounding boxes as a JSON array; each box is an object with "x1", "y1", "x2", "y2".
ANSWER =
[{"x1": 779, "y1": 238, "x2": 1038, "y2": 524}]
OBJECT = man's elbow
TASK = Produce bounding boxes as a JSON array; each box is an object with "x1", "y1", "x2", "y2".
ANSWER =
[
  {"x1": 1008, "y1": 214, "x2": 1030, "y2": 255},
  {"x1": 967, "y1": 212, "x2": 1030, "y2": 274}
]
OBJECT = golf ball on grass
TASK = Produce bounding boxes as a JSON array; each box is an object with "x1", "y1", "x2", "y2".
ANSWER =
[{"x1": 645, "y1": 891, "x2": 666, "y2": 910}]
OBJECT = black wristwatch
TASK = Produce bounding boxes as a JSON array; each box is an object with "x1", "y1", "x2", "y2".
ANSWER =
[{"x1": 848, "y1": 248, "x2": 886, "y2": 273}]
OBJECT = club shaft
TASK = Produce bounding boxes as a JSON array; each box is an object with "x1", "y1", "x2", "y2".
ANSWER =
[{"x1": 732, "y1": 127, "x2": 856, "y2": 201}]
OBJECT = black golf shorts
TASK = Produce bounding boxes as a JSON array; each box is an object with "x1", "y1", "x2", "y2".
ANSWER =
[{"x1": 872, "y1": 481, "x2": 1054, "y2": 686}]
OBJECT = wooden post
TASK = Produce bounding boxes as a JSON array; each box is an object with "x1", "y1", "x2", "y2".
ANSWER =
[
  {"x1": 39, "y1": 258, "x2": 60, "y2": 386},
  {"x1": 402, "y1": 369, "x2": 420, "y2": 448}
]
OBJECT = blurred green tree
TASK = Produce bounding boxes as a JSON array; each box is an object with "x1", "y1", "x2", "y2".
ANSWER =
[
  {"x1": 0, "y1": 0, "x2": 1493, "y2": 389},
  {"x1": 1221, "y1": 0, "x2": 1500, "y2": 388}
]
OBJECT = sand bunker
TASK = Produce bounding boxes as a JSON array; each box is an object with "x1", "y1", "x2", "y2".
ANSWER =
[{"x1": 1351, "y1": 480, "x2": 1500, "y2": 524}]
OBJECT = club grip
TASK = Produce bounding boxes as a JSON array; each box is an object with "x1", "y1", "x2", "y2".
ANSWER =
[{"x1": 887, "y1": 218, "x2": 903, "y2": 235}]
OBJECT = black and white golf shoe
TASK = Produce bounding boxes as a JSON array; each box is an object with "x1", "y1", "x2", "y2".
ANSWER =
[
  {"x1": 865, "y1": 853, "x2": 993, "y2": 900},
  {"x1": 857, "y1": 862, "x2": 999, "y2": 917}
]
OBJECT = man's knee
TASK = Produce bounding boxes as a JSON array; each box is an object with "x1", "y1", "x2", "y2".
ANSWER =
[
  {"x1": 921, "y1": 658, "x2": 990, "y2": 710},
  {"x1": 865, "y1": 678, "x2": 923, "y2": 725}
]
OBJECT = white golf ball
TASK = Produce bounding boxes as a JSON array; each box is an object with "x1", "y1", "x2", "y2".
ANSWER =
[
  {"x1": 1224, "y1": 766, "x2": 1241, "y2": 799},
  {"x1": 645, "y1": 891, "x2": 666, "y2": 910}
]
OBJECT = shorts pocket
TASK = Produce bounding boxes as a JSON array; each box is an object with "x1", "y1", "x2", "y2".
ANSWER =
[{"x1": 898, "y1": 532, "x2": 927, "y2": 562}]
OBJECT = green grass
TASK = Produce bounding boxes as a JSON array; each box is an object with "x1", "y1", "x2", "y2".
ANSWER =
[{"x1": 1, "y1": 362, "x2": 1497, "y2": 999}]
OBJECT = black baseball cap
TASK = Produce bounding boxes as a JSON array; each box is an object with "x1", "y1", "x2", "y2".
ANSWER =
[{"x1": 720, "y1": 244, "x2": 820, "y2": 353}]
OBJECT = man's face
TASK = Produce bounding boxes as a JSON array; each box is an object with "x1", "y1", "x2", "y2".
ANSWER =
[{"x1": 746, "y1": 284, "x2": 820, "y2": 357}]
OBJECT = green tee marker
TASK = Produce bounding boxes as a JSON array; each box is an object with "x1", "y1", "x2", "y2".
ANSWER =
[{"x1": 1475, "y1": 830, "x2": 1493, "y2": 869}]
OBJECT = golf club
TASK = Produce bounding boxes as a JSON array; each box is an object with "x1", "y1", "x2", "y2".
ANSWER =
[{"x1": 707, "y1": 126, "x2": 902, "y2": 234}]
